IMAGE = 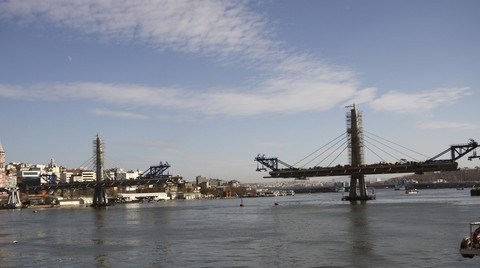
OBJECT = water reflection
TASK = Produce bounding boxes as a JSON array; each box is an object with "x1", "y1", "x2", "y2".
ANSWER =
[
  {"x1": 95, "y1": 254, "x2": 110, "y2": 268},
  {"x1": 93, "y1": 209, "x2": 110, "y2": 268},
  {"x1": 348, "y1": 202, "x2": 373, "y2": 266}
]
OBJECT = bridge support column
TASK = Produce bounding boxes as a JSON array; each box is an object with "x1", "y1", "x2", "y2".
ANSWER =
[
  {"x1": 92, "y1": 134, "x2": 108, "y2": 208},
  {"x1": 357, "y1": 175, "x2": 367, "y2": 199},
  {"x1": 346, "y1": 174, "x2": 369, "y2": 201},
  {"x1": 349, "y1": 176, "x2": 357, "y2": 200},
  {"x1": 6, "y1": 187, "x2": 22, "y2": 209},
  {"x1": 343, "y1": 105, "x2": 374, "y2": 202},
  {"x1": 92, "y1": 186, "x2": 107, "y2": 208}
]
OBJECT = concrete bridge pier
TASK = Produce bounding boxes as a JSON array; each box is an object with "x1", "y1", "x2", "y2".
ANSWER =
[
  {"x1": 347, "y1": 174, "x2": 370, "y2": 201},
  {"x1": 92, "y1": 186, "x2": 107, "y2": 207}
]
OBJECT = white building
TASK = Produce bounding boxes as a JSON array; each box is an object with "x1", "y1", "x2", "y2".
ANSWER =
[
  {"x1": 126, "y1": 170, "x2": 140, "y2": 180},
  {"x1": 64, "y1": 169, "x2": 96, "y2": 183},
  {"x1": 81, "y1": 171, "x2": 95, "y2": 182},
  {"x1": 61, "y1": 171, "x2": 73, "y2": 183}
]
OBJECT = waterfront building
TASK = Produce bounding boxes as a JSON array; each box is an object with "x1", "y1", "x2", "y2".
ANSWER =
[
  {"x1": 125, "y1": 170, "x2": 140, "y2": 180},
  {"x1": 45, "y1": 158, "x2": 61, "y2": 183},
  {"x1": 80, "y1": 170, "x2": 95, "y2": 182},
  {"x1": 165, "y1": 183, "x2": 178, "y2": 200},
  {"x1": 227, "y1": 180, "x2": 241, "y2": 188},
  {"x1": 20, "y1": 169, "x2": 41, "y2": 186},
  {"x1": 198, "y1": 180, "x2": 210, "y2": 190},
  {"x1": 209, "y1": 179, "x2": 223, "y2": 187},
  {"x1": 103, "y1": 168, "x2": 141, "y2": 180},
  {"x1": 196, "y1": 175, "x2": 207, "y2": 185},
  {"x1": 63, "y1": 169, "x2": 96, "y2": 183},
  {"x1": 177, "y1": 191, "x2": 202, "y2": 200},
  {"x1": 61, "y1": 170, "x2": 73, "y2": 183}
]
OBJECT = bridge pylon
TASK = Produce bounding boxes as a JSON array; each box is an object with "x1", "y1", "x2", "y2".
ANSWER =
[
  {"x1": 92, "y1": 134, "x2": 108, "y2": 208},
  {"x1": 343, "y1": 104, "x2": 374, "y2": 201}
]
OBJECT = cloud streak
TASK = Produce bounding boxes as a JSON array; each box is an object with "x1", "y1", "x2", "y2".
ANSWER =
[
  {"x1": 0, "y1": 82, "x2": 470, "y2": 118},
  {"x1": 0, "y1": 0, "x2": 273, "y2": 61},
  {"x1": 418, "y1": 121, "x2": 479, "y2": 130},
  {"x1": 90, "y1": 108, "x2": 149, "y2": 120},
  {"x1": 369, "y1": 88, "x2": 472, "y2": 114},
  {"x1": 0, "y1": 1, "x2": 473, "y2": 118},
  {"x1": 0, "y1": 80, "x2": 364, "y2": 116},
  {"x1": 0, "y1": 0, "x2": 368, "y2": 115}
]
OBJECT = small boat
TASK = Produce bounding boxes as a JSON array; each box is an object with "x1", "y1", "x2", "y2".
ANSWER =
[
  {"x1": 405, "y1": 189, "x2": 418, "y2": 194},
  {"x1": 471, "y1": 187, "x2": 480, "y2": 196},
  {"x1": 460, "y1": 222, "x2": 480, "y2": 258}
]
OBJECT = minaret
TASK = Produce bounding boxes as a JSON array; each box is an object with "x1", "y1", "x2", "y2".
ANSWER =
[{"x1": 0, "y1": 141, "x2": 5, "y2": 170}]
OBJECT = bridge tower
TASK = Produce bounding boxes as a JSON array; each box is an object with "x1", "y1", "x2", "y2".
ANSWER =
[
  {"x1": 345, "y1": 104, "x2": 370, "y2": 201},
  {"x1": 92, "y1": 134, "x2": 107, "y2": 207}
]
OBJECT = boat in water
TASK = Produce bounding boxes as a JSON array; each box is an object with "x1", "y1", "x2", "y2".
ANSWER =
[
  {"x1": 471, "y1": 187, "x2": 480, "y2": 196},
  {"x1": 405, "y1": 189, "x2": 418, "y2": 194},
  {"x1": 460, "y1": 222, "x2": 480, "y2": 258}
]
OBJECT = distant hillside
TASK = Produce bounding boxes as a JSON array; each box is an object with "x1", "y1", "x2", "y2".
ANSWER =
[{"x1": 384, "y1": 168, "x2": 480, "y2": 184}]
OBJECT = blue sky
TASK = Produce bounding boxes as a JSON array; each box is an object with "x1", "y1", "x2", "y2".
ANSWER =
[{"x1": 0, "y1": 0, "x2": 479, "y2": 183}]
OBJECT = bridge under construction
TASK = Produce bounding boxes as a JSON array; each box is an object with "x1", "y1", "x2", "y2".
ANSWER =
[
  {"x1": 255, "y1": 104, "x2": 479, "y2": 201},
  {"x1": 1, "y1": 134, "x2": 173, "y2": 208}
]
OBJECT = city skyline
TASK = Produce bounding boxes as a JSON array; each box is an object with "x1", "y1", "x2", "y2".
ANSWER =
[{"x1": 0, "y1": 1, "x2": 479, "y2": 182}]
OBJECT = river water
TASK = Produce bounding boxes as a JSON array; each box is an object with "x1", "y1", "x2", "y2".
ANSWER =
[{"x1": 0, "y1": 188, "x2": 479, "y2": 267}]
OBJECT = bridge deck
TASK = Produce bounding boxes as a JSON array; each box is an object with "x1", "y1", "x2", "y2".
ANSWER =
[
  {"x1": 30, "y1": 177, "x2": 170, "y2": 191},
  {"x1": 267, "y1": 161, "x2": 458, "y2": 178}
]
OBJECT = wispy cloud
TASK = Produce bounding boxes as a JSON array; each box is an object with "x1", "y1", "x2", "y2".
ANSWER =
[
  {"x1": 0, "y1": 0, "x2": 371, "y2": 116},
  {"x1": 0, "y1": 0, "x2": 273, "y2": 61},
  {"x1": 0, "y1": 80, "x2": 469, "y2": 118},
  {"x1": 418, "y1": 121, "x2": 479, "y2": 130},
  {"x1": 0, "y1": 1, "x2": 472, "y2": 118},
  {"x1": 0, "y1": 78, "x2": 367, "y2": 117},
  {"x1": 90, "y1": 108, "x2": 148, "y2": 120},
  {"x1": 369, "y1": 88, "x2": 472, "y2": 114}
]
